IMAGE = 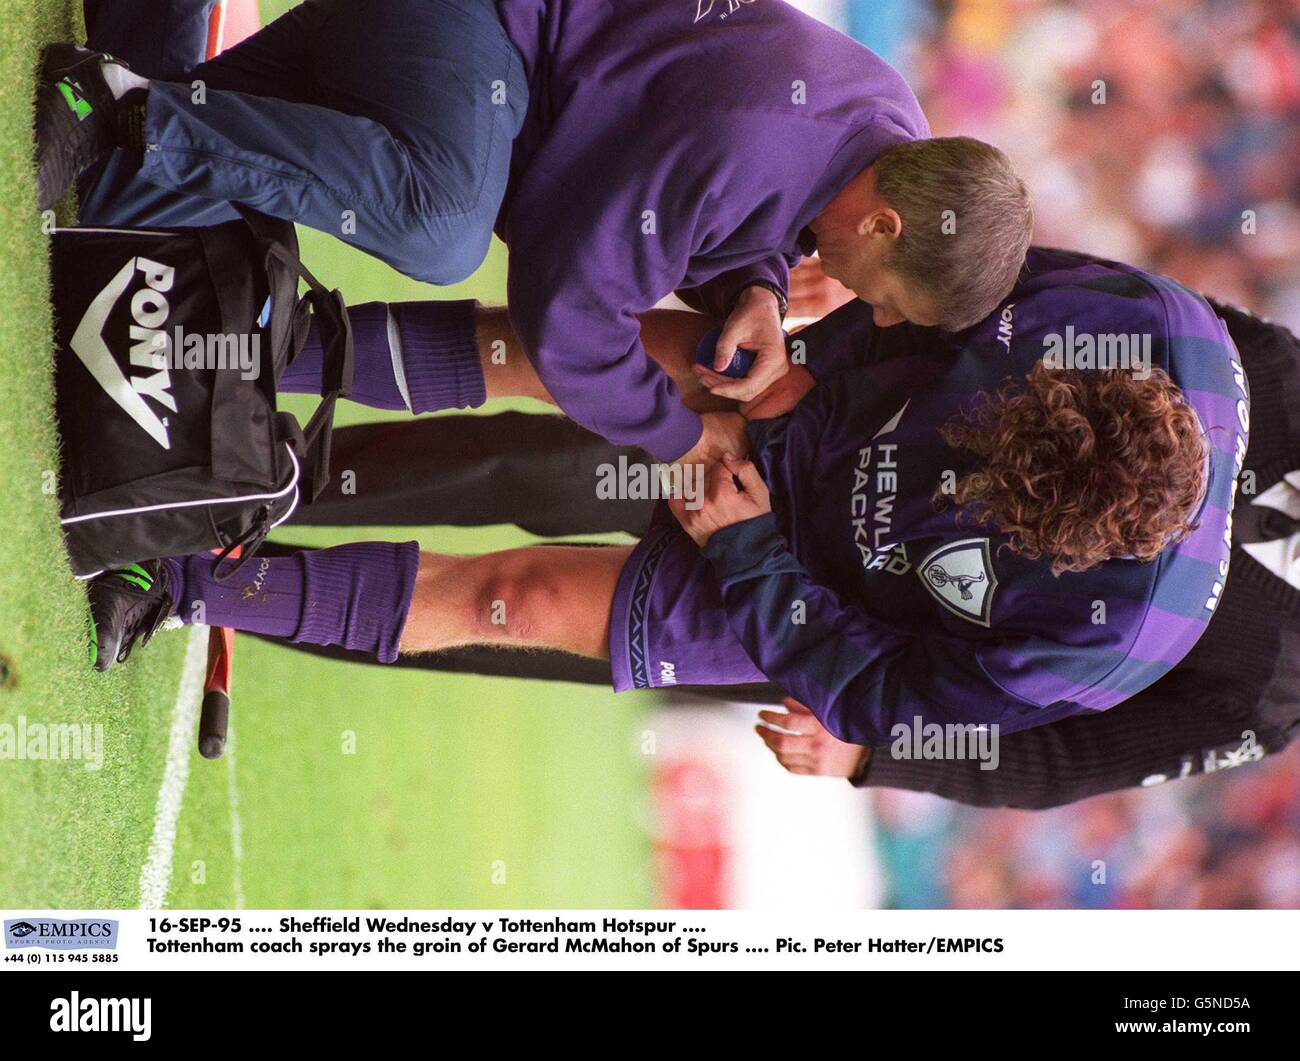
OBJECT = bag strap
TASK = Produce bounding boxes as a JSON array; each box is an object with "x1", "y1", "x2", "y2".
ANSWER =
[
  {"x1": 234, "y1": 205, "x2": 354, "y2": 502},
  {"x1": 296, "y1": 286, "x2": 353, "y2": 502}
]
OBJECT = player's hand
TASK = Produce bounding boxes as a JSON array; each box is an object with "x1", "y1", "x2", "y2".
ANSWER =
[
  {"x1": 741, "y1": 363, "x2": 816, "y2": 421},
  {"x1": 668, "y1": 454, "x2": 771, "y2": 547},
  {"x1": 787, "y1": 256, "x2": 855, "y2": 320},
  {"x1": 675, "y1": 410, "x2": 749, "y2": 472},
  {"x1": 755, "y1": 697, "x2": 870, "y2": 778},
  {"x1": 692, "y1": 285, "x2": 788, "y2": 402}
]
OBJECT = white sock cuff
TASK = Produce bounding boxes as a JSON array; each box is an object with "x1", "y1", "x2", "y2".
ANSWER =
[{"x1": 101, "y1": 63, "x2": 150, "y2": 101}]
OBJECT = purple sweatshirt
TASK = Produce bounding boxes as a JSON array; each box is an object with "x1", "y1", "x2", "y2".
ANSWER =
[{"x1": 494, "y1": 0, "x2": 929, "y2": 459}]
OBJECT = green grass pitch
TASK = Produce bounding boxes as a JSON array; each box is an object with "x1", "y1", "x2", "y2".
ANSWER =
[{"x1": 0, "y1": 0, "x2": 653, "y2": 909}]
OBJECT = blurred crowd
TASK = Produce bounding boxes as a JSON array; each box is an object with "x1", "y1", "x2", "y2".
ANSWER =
[
  {"x1": 874, "y1": 746, "x2": 1300, "y2": 908},
  {"x1": 863, "y1": 0, "x2": 1300, "y2": 909},
  {"x1": 907, "y1": 0, "x2": 1300, "y2": 328}
]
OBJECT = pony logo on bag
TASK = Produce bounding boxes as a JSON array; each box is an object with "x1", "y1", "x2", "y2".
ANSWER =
[
  {"x1": 52, "y1": 211, "x2": 350, "y2": 578},
  {"x1": 69, "y1": 255, "x2": 178, "y2": 450}
]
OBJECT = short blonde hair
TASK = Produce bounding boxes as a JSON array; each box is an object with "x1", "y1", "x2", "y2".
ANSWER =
[{"x1": 873, "y1": 136, "x2": 1033, "y2": 331}]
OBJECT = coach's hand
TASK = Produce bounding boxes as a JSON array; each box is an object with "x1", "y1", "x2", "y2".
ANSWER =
[
  {"x1": 669, "y1": 454, "x2": 771, "y2": 547},
  {"x1": 693, "y1": 285, "x2": 788, "y2": 402},
  {"x1": 756, "y1": 697, "x2": 870, "y2": 778},
  {"x1": 676, "y1": 410, "x2": 749, "y2": 473}
]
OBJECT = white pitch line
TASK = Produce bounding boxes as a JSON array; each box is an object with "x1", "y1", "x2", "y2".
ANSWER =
[
  {"x1": 226, "y1": 720, "x2": 246, "y2": 909},
  {"x1": 138, "y1": 624, "x2": 208, "y2": 910}
]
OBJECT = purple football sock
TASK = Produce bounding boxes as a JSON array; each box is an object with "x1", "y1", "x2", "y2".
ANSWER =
[
  {"x1": 279, "y1": 299, "x2": 485, "y2": 413},
  {"x1": 293, "y1": 542, "x2": 420, "y2": 662},
  {"x1": 390, "y1": 299, "x2": 486, "y2": 413},
  {"x1": 162, "y1": 541, "x2": 420, "y2": 662},
  {"x1": 161, "y1": 553, "x2": 305, "y2": 638}
]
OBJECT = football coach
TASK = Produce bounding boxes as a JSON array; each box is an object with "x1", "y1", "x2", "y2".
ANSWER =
[{"x1": 40, "y1": 0, "x2": 1031, "y2": 467}]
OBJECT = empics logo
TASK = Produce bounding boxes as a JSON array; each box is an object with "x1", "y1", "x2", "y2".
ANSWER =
[
  {"x1": 4, "y1": 917, "x2": 118, "y2": 950},
  {"x1": 50, "y1": 993, "x2": 151, "y2": 1042},
  {"x1": 71, "y1": 256, "x2": 178, "y2": 449}
]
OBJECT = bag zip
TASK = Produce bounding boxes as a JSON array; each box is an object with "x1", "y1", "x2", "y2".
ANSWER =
[{"x1": 61, "y1": 443, "x2": 301, "y2": 526}]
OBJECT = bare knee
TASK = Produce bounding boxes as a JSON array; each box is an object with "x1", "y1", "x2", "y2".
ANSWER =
[
  {"x1": 472, "y1": 553, "x2": 564, "y2": 643},
  {"x1": 402, "y1": 548, "x2": 619, "y2": 657}
]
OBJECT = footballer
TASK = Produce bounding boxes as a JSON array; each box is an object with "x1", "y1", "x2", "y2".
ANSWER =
[{"x1": 36, "y1": 0, "x2": 1030, "y2": 474}]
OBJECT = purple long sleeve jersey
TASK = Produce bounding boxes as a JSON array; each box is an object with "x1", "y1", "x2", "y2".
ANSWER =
[
  {"x1": 701, "y1": 249, "x2": 1249, "y2": 745},
  {"x1": 493, "y1": 0, "x2": 929, "y2": 460}
]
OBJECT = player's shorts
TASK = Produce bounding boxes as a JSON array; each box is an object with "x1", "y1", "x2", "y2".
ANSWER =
[{"x1": 609, "y1": 506, "x2": 765, "y2": 692}]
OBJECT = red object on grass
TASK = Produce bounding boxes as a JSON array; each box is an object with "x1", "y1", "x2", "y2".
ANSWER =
[
  {"x1": 205, "y1": 0, "x2": 228, "y2": 58},
  {"x1": 199, "y1": 544, "x2": 239, "y2": 759},
  {"x1": 210, "y1": 0, "x2": 262, "y2": 53},
  {"x1": 199, "y1": 624, "x2": 234, "y2": 759},
  {"x1": 196, "y1": 0, "x2": 260, "y2": 761}
]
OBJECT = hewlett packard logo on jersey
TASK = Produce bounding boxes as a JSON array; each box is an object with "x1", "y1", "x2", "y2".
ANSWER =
[
  {"x1": 50, "y1": 993, "x2": 151, "y2": 1041},
  {"x1": 854, "y1": 400, "x2": 912, "y2": 571},
  {"x1": 70, "y1": 256, "x2": 178, "y2": 450}
]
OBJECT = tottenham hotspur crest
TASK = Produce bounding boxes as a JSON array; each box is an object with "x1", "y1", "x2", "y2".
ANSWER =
[{"x1": 918, "y1": 539, "x2": 998, "y2": 627}]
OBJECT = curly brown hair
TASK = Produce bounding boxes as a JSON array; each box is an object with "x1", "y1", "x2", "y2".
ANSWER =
[{"x1": 939, "y1": 363, "x2": 1209, "y2": 575}]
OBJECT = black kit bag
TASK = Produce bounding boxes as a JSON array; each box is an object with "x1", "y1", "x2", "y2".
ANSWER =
[{"x1": 52, "y1": 206, "x2": 353, "y2": 578}]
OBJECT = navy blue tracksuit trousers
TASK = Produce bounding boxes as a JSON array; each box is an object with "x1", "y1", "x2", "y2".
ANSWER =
[{"x1": 81, "y1": 0, "x2": 527, "y2": 284}]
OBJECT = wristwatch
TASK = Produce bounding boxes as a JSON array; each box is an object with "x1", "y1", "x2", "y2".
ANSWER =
[{"x1": 735, "y1": 280, "x2": 789, "y2": 321}]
